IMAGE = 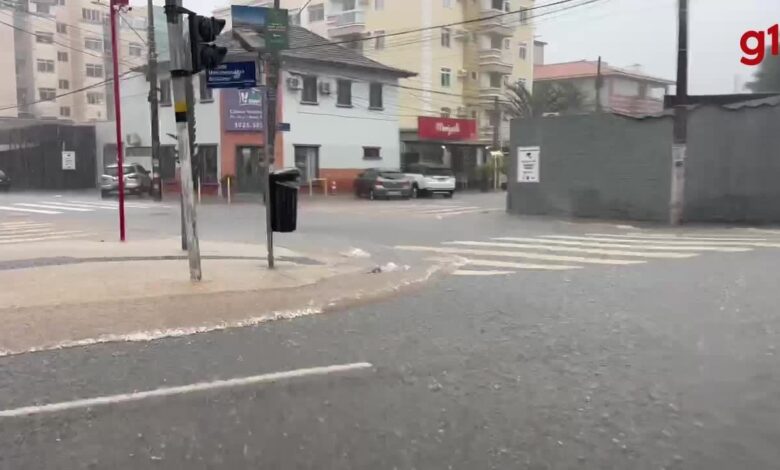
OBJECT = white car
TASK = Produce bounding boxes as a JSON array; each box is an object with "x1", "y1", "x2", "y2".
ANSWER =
[{"x1": 404, "y1": 163, "x2": 456, "y2": 198}]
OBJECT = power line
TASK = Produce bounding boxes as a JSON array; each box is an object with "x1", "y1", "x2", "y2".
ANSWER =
[
  {"x1": 288, "y1": 0, "x2": 588, "y2": 51},
  {"x1": 0, "y1": 71, "x2": 142, "y2": 111},
  {"x1": 118, "y1": 12, "x2": 147, "y2": 46}
]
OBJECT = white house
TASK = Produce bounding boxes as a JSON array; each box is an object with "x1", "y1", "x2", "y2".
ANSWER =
[{"x1": 115, "y1": 26, "x2": 414, "y2": 196}]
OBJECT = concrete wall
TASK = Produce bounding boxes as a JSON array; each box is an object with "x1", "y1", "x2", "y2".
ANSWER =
[
  {"x1": 685, "y1": 103, "x2": 780, "y2": 223},
  {"x1": 507, "y1": 113, "x2": 673, "y2": 221}
]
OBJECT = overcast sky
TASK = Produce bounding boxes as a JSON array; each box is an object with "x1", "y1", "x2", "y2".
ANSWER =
[{"x1": 137, "y1": 0, "x2": 780, "y2": 94}]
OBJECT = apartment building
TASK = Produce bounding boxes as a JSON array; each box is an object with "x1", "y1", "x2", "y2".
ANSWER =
[
  {"x1": 5, "y1": 0, "x2": 146, "y2": 122},
  {"x1": 214, "y1": 0, "x2": 535, "y2": 184}
]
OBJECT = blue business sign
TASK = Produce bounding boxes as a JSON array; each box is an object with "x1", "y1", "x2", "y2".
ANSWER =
[{"x1": 206, "y1": 61, "x2": 257, "y2": 89}]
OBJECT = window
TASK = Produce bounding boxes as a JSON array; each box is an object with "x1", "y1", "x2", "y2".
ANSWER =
[
  {"x1": 491, "y1": 0, "x2": 503, "y2": 10},
  {"x1": 440, "y1": 107, "x2": 451, "y2": 118},
  {"x1": 199, "y1": 73, "x2": 213, "y2": 101},
  {"x1": 504, "y1": 1, "x2": 511, "y2": 12},
  {"x1": 60, "y1": 106, "x2": 70, "y2": 117},
  {"x1": 36, "y1": 3, "x2": 50, "y2": 14},
  {"x1": 374, "y1": 0, "x2": 384, "y2": 10},
  {"x1": 504, "y1": 38, "x2": 510, "y2": 50},
  {"x1": 302, "y1": 75, "x2": 317, "y2": 103},
  {"x1": 36, "y1": 59, "x2": 54, "y2": 73},
  {"x1": 518, "y1": 42, "x2": 527, "y2": 60},
  {"x1": 56, "y1": 23, "x2": 67, "y2": 34},
  {"x1": 487, "y1": 110, "x2": 500, "y2": 127},
  {"x1": 489, "y1": 72, "x2": 502, "y2": 88},
  {"x1": 159, "y1": 78, "x2": 171, "y2": 105},
  {"x1": 58, "y1": 79, "x2": 69, "y2": 89},
  {"x1": 86, "y1": 92, "x2": 103, "y2": 105},
  {"x1": 57, "y1": 51, "x2": 68, "y2": 62},
  {"x1": 39, "y1": 88, "x2": 56, "y2": 101},
  {"x1": 440, "y1": 67, "x2": 451, "y2": 87},
  {"x1": 369, "y1": 82, "x2": 383, "y2": 109},
  {"x1": 337, "y1": 79, "x2": 352, "y2": 106},
  {"x1": 194, "y1": 145, "x2": 218, "y2": 184},
  {"x1": 519, "y1": 7, "x2": 529, "y2": 24},
  {"x1": 86, "y1": 63, "x2": 103, "y2": 78},
  {"x1": 490, "y1": 35, "x2": 503, "y2": 49},
  {"x1": 82, "y1": 8, "x2": 102, "y2": 23},
  {"x1": 363, "y1": 147, "x2": 381, "y2": 160},
  {"x1": 35, "y1": 31, "x2": 53, "y2": 44},
  {"x1": 308, "y1": 4, "x2": 324, "y2": 22},
  {"x1": 129, "y1": 43, "x2": 142, "y2": 57},
  {"x1": 471, "y1": 71, "x2": 477, "y2": 80},
  {"x1": 84, "y1": 38, "x2": 102, "y2": 51},
  {"x1": 441, "y1": 28, "x2": 451, "y2": 48},
  {"x1": 471, "y1": 110, "x2": 477, "y2": 119},
  {"x1": 374, "y1": 30, "x2": 385, "y2": 49},
  {"x1": 343, "y1": 0, "x2": 356, "y2": 9}
]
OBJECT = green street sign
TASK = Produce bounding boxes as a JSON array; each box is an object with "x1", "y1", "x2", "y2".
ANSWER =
[{"x1": 265, "y1": 8, "x2": 289, "y2": 51}]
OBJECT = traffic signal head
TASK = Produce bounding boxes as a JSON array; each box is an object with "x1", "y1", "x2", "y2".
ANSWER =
[{"x1": 189, "y1": 15, "x2": 227, "y2": 73}]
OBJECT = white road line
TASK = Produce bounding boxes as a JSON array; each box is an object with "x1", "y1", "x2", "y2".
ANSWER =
[
  {"x1": 15, "y1": 203, "x2": 92, "y2": 212},
  {"x1": 67, "y1": 201, "x2": 154, "y2": 209},
  {"x1": 435, "y1": 208, "x2": 502, "y2": 217},
  {"x1": 494, "y1": 237, "x2": 751, "y2": 252},
  {"x1": 545, "y1": 235, "x2": 780, "y2": 248},
  {"x1": 445, "y1": 241, "x2": 696, "y2": 259},
  {"x1": 0, "y1": 221, "x2": 38, "y2": 226},
  {"x1": 394, "y1": 245, "x2": 645, "y2": 265},
  {"x1": 419, "y1": 206, "x2": 479, "y2": 214},
  {"x1": 453, "y1": 269, "x2": 516, "y2": 276},
  {"x1": 0, "y1": 205, "x2": 61, "y2": 215},
  {"x1": 0, "y1": 233, "x2": 88, "y2": 244},
  {"x1": 463, "y1": 258, "x2": 581, "y2": 270},
  {"x1": 0, "y1": 230, "x2": 83, "y2": 240},
  {"x1": 593, "y1": 233, "x2": 769, "y2": 242},
  {"x1": 0, "y1": 228, "x2": 57, "y2": 236},
  {"x1": 0, "y1": 362, "x2": 374, "y2": 419},
  {"x1": 42, "y1": 201, "x2": 112, "y2": 210}
]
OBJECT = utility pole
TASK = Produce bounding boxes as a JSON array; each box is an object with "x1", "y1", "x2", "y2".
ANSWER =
[
  {"x1": 164, "y1": 0, "x2": 201, "y2": 280},
  {"x1": 595, "y1": 55, "x2": 603, "y2": 113},
  {"x1": 670, "y1": 0, "x2": 688, "y2": 225},
  {"x1": 109, "y1": 0, "x2": 127, "y2": 241},
  {"x1": 492, "y1": 95, "x2": 500, "y2": 190},
  {"x1": 263, "y1": 0, "x2": 282, "y2": 269},
  {"x1": 147, "y1": 0, "x2": 162, "y2": 201}
]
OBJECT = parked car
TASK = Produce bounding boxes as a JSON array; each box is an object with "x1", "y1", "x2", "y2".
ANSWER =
[
  {"x1": 0, "y1": 169, "x2": 10, "y2": 192},
  {"x1": 100, "y1": 163, "x2": 153, "y2": 198},
  {"x1": 404, "y1": 163, "x2": 456, "y2": 198},
  {"x1": 354, "y1": 168, "x2": 412, "y2": 200}
]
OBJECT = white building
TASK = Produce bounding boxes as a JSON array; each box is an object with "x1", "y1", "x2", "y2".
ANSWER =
[{"x1": 116, "y1": 26, "x2": 414, "y2": 195}]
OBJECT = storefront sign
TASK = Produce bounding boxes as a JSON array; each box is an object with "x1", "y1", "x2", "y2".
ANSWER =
[
  {"x1": 517, "y1": 146, "x2": 540, "y2": 183},
  {"x1": 223, "y1": 87, "x2": 265, "y2": 132},
  {"x1": 418, "y1": 116, "x2": 477, "y2": 141}
]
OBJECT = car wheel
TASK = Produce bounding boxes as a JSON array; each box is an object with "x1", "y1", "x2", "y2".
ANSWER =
[{"x1": 445, "y1": 191, "x2": 454, "y2": 199}]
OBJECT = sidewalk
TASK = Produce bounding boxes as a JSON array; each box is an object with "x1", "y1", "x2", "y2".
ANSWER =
[{"x1": 0, "y1": 238, "x2": 456, "y2": 356}]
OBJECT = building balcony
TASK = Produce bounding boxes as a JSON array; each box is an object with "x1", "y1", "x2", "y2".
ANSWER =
[
  {"x1": 478, "y1": 48, "x2": 513, "y2": 74},
  {"x1": 479, "y1": 85, "x2": 503, "y2": 100},
  {"x1": 327, "y1": 9, "x2": 366, "y2": 37},
  {"x1": 477, "y1": 9, "x2": 515, "y2": 36}
]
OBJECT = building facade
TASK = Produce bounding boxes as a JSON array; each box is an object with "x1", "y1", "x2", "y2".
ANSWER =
[
  {"x1": 117, "y1": 27, "x2": 414, "y2": 195},
  {"x1": 213, "y1": 0, "x2": 536, "y2": 148},
  {"x1": 4, "y1": 0, "x2": 147, "y2": 122}
]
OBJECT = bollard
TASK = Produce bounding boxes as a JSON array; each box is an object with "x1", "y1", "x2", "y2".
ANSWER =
[
  {"x1": 227, "y1": 176, "x2": 231, "y2": 204},
  {"x1": 330, "y1": 179, "x2": 337, "y2": 195}
]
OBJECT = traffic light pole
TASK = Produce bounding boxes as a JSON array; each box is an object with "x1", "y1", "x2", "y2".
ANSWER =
[
  {"x1": 109, "y1": 0, "x2": 126, "y2": 241},
  {"x1": 164, "y1": 0, "x2": 201, "y2": 281}
]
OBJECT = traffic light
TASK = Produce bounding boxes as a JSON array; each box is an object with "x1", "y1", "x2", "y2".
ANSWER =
[{"x1": 189, "y1": 15, "x2": 227, "y2": 73}]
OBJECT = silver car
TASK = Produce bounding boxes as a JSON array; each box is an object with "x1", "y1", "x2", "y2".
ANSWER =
[{"x1": 100, "y1": 163, "x2": 153, "y2": 198}]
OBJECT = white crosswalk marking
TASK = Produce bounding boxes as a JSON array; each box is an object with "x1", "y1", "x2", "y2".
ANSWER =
[
  {"x1": 444, "y1": 241, "x2": 697, "y2": 259},
  {"x1": 0, "y1": 221, "x2": 90, "y2": 244},
  {"x1": 0, "y1": 199, "x2": 171, "y2": 216},
  {"x1": 15, "y1": 203, "x2": 92, "y2": 212},
  {"x1": 0, "y1": 205, "x2": 61, "y2": 214},
  {"x1": 405, "y1": 231, "x2": 780, "y2": 277},
  {"x1": 309, "y1": 202, "x2": 502, "y2": 219},
  {"x1": 590, "y1": 233, "x2": 768, "y2": 242}
]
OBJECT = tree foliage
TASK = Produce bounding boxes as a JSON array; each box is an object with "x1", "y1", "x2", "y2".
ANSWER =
[
  {"x1": 746, "y1": 49, "x2": 780, "y2": 92},
  {"x1": 503, "y1": 80, "x2": 587, "y2": 119}
]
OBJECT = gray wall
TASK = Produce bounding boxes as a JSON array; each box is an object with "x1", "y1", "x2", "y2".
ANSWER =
[
  {"x1": 508, "y1": 103, "x2": 780, "y2": 223},
  {"x1": 508, "y1": 113, "x2": 673, "y2": 221},
  {"x1": 685, "y1": 103, "x2": 780, "y2": 223}
]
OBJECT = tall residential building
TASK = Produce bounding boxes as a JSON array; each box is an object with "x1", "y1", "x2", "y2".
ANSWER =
[
  {"x1": 5, "y1": 0, "x2": 147, "y2": 122},
  {"x1": 214, "y1": 0, "x2": 535, "y2": 149}
]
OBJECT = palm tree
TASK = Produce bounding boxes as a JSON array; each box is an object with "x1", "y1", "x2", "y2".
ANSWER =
[{"x1": 503, "y1": 80, "x2": 587, "y2": 118}]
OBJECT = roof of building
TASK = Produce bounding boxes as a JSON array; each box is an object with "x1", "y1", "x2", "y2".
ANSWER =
[
  {"x1": 534, "y1": 60, "x2": 674, "y2": 85},
  {"x1": 219, "y1": 26, "x2": 416, "y2": 78}
]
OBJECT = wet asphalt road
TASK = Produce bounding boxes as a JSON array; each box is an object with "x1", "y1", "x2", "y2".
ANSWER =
[{"x1": 2, "y1": 191, "x2": 780, "y2": 469}]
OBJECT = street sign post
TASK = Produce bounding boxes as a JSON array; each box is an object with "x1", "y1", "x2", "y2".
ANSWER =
[
  {"x1": 206, "y1": 61, "x2": 258, "y2": 89},
  {"x1": 231, "y1": 5, "x2": 289, "y2": 52}
]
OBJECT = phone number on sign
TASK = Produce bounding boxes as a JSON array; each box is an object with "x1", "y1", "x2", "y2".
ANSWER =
[{"x1": 231, "y1": 121, "x2": 262, "y2": 130}]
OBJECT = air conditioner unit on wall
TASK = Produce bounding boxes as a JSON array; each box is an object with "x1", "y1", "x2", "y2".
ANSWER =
[
  {"x1": 286, "y1": 77, "x2": 302, "y2": 90},
  {"x1": 457, "y1": 69, "x2": 468, "y2": 78},
  {"x1": 319, "y1": 81, "x2": 332, "y2": 95}
]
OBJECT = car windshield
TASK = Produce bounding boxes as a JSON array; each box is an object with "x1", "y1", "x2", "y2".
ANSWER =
[
  {"x1": 379, "y1": 172, "x2": 405, "y2": 179},
  {"x1": 104, "y1": 166, "x2": 135, "y2": 176}
]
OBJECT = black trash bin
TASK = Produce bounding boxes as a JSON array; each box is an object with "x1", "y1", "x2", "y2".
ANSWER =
[{"x1": 269, "y1": 168, "x2": 300, "y2": 232}]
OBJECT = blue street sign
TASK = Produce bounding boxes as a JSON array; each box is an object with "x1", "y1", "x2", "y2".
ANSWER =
[
  {"x1": 206, "y1": 61, "x2": 257, "y2": 89},
  {"x1": 277, "y1": 122, "x2": 291, "y2": 132}
]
